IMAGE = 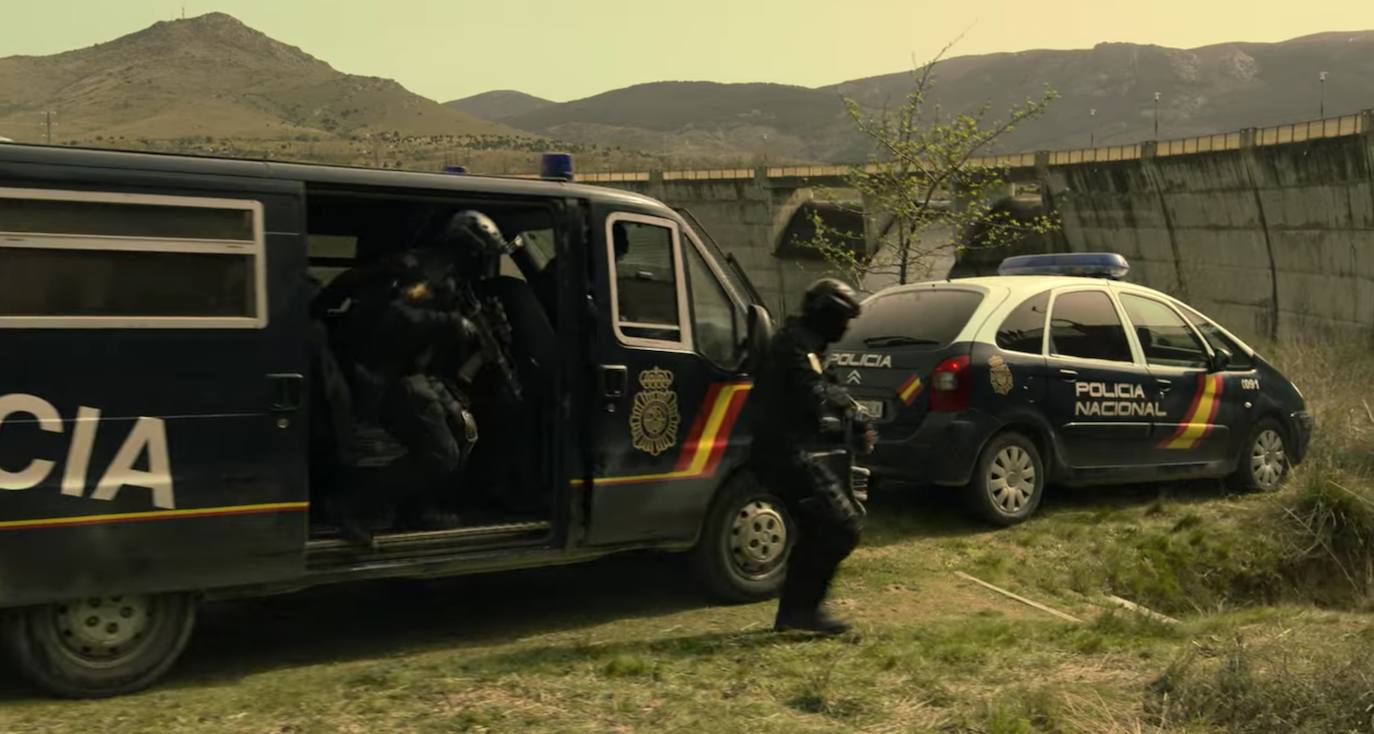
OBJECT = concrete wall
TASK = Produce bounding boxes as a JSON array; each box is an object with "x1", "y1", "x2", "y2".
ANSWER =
[{"x1": 1042, "y1": 130, "x2": 1374, "y2": 344}]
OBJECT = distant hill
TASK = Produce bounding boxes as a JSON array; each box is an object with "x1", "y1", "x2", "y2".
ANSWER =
[
  {"x1": 0, "y1": 12, "x2": 516, "y2": 142},
  {"x1": 482, "y1": 31, "x2": 1374, "y2": 163},
  {"x1": 446, "y1": 90, "x2": 554, "y2": 121}
]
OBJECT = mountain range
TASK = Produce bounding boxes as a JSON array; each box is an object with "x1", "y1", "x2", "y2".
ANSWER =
[{"x1": 3, "y1": 13, "x2": 1370, "y2": 167}]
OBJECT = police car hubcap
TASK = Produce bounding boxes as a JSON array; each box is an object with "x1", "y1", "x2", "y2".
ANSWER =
[
  {"x1": 989, "y1": 446, "x2": 1037, "y2": 513},
  {"x1": 53, "y1": 595, "x2": 152, "y2": 662},
  {"x1": 731, "y1": 500, "x2": 787, "y2": 574},
  {"x1": 1252, "y1": 430, "x2": 1286, "y2": 489}
]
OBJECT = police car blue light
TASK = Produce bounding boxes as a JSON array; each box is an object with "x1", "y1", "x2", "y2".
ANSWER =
[
  {"x1": 831, "y1": 268, "x2": 1313, "y2": 526},
  {"x1": 997, "y1": 252, "x2": 1130, "y2": 279}
]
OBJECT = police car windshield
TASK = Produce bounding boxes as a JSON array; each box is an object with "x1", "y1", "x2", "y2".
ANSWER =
[{"x1": 848, "y1": 288, "x2": 985, "y2": 348}]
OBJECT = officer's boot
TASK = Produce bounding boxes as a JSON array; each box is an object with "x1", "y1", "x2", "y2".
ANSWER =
[{"x1": 332, "y1": 482, "x2": 380, "y2": 550}]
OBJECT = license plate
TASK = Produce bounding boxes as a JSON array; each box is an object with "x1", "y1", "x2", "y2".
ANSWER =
[{"x1": 855, "y1": 399, "x2": 885, "y2": 419}]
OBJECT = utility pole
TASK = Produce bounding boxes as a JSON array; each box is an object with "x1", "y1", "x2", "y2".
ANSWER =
[
  {"x1": 1153, "y1": 92, "x2": 1161, "y2": 138},
  {"x1": 43, "y1": 111, "x2": 54, "y2": 145},
  {"x1": 1319, "y1": 71, "x2": 1328, "y2": 117},
  {"x1": 1089, "y1": 108, "x2": 1097, "y2": 148}
]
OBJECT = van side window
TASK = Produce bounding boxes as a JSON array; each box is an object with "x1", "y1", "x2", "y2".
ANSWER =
[
  {"x1": 1120, "y1": 294, "x2": 1209, "y2": 369},
  {"x1": 996, "y1": 291, "x2": 1050, "y2": 354},
  {"x1": 684, "y1": 241, "x2": 740, "y2": 367},
  {"x1": 609, "y1": 218, "x2": 682, "y2": 344},
  {"x1": 0, "y1": 189, "x2": 263, "y2": 327},
  {"x1": 1048, "y1": 290, "x2": 1133, "y2": 363}
]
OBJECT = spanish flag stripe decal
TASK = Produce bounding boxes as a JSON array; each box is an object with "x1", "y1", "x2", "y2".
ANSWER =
[
  {"x1": 0, "y1": 501, "x2": 310, "y2": 532},
  {"x1": 898, "y1": 374, "x2": 923, "y2": 406},
  {"x1": 1160, "y1": 374, "x2": 1223, "y2": 450},
  {"x1": 575, "y1": 382, "x2": 752, "y2": 488}
]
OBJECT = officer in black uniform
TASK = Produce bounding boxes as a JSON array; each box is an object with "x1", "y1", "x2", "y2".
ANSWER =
[{"x1": 750, "y1": 278, "x2": 875, "y2": 635}]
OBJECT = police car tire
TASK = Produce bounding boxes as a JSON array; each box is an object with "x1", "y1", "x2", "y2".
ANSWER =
[
  {"x1": 967, "y1": 432, "x2": 1045, "y2": 526},
  {"x1": 1228, "y1": 418, "x2": 1290, "y2": 493},
  {"x1": 691, "y1": 476, "x2": 792, "y2": 604},
  {"x1": 2, "y1": 592, "x2": 196, "y2": 699}
]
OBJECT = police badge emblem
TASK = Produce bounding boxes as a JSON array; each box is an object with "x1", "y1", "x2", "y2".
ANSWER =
[
  {"x1": 989, "y1": 355, "x2": 1014, "y2": 396},
  {"x1": 630, "y1": 367, "x2": 681, "y2": 457}
]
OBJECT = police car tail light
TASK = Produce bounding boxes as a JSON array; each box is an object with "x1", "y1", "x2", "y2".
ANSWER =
[{"x1": 930, "y1": 355, "x2": 971, "y2": 412}]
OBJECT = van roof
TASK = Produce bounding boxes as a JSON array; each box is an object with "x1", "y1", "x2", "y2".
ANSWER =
[{"x1": 0, "y1": 142, "x2": 665, "y2": 210}]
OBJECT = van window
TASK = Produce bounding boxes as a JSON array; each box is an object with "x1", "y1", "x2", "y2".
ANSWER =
[
  {"x1": 0, "y1": 189, "x2": 263, "y2": 327},
  {"x1": 685, "y1": 241, "x2": 740, "y2": 367},
  {"x1": 609, "y1": 218, "x2": 682, "y2": 344},
  {"x1": 1048, "y1": 290, "x2": 1133, "y2": 363},
  {"x1": 996, "y1": 291, "x2": 1050, "y2": 354},
  {"x1": 1120, "y1": 294, "x2": 1209, "y2": 369},
  {"x1": 845, "y1": 289, "x2": 984, "y2": 348}
]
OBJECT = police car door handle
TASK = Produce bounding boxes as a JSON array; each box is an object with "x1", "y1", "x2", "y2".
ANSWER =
[
  {"x1": 1156, "y1": 378, "x2": 1174, "y2": 392},
  {"x1": 1057, "y1": 368, "x2": 1078, "y2": 381}
]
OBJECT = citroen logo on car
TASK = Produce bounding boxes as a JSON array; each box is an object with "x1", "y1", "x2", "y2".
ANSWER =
[{"x1": 846, "y1": 370, "x2": 862, "y2": 385}]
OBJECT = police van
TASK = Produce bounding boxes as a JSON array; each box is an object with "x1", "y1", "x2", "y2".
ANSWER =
[
  {"x1": 833, "y1": 253, "x2": 1313, "y2": 525},
  {"x1": 0, "y1": 144, "x2": 829, "y2": 698}
]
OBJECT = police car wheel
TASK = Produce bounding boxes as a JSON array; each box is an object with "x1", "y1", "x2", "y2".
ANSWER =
[
  {"x1": 2, "y1": 592, "x2": 196, "y2": 698},
  {"x1": 968, "y1": 432, "x2": 1045, "y2": 526},
  {"x1": 1229, "y1": 419, "x2": 1290, "y2": 493},
  {"x1": 691, "y1": 477, "x2": 792, "y2": 604}
]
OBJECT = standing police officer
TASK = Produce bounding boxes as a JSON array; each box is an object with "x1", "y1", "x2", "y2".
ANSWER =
[{"x1": 750, "y1": 278, "x2": 875, "y2": 635}]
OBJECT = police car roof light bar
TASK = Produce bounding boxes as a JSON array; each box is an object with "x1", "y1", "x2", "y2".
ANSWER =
[
  {"x1": 540, "y1": 152, "x2": 574, "y2": 181},
  {"x1": 997, "y1": 252, "x2": 1130, "y2": 280}
]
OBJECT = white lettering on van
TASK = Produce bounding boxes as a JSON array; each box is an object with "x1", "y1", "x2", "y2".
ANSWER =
[
  {"x1": 830, "y1": 353, "x2": 893, "y2": 369},
  {"x1": 0, "y1": 394, "x2": 175, "y2": 509}
]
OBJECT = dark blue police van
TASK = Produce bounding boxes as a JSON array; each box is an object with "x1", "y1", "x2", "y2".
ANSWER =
[
  {"x1": 0, "y1": 144, "x2": 821, "y2": 698},
  {"x1": 833, "y1": 254, "x2": 1313, "y2": 525}
]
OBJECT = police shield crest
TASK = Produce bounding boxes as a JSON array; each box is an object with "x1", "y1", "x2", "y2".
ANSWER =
[
  {"x1": 630, "y1": 367, "x2": 681, "y2": 456},
  {"x1": 989, "y1": 355, "x2": 1014, "y2": 396}
]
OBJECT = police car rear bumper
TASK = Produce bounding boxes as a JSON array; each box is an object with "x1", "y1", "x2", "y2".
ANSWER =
[
  {"x1": 862, "y1": 411, "x2": 993, "y2": 486},
  {"x1": 1289, "y1": 410, "x2": 1314, "y2": 463}
]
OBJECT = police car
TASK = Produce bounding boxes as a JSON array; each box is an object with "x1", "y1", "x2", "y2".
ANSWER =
[{"x1": 831, "y1": 253, "x2": 1314, "y2": 525}]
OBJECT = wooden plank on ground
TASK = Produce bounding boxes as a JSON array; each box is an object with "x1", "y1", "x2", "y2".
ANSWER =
[
  {"x1": 953, "y1": 571, "x2": 1083, "y2": 624},
  {"x1": 1103, "y1": 594, "x2": 1181, "y2": 625}
]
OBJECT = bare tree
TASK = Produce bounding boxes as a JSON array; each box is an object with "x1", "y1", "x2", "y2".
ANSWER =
[{"x1": 801, "y1": 43, "x2": 1061, "y2": 290}]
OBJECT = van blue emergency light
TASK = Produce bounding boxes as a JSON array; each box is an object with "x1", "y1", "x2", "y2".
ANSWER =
[
  {"x1": 541, "y1": 152, "x2": 574, "y2": 181},
  {"x1": 442, "y1": 165, "x2": 467, "y2": 174},
  {"x1": 997, "y1": 252, "x2": 1130, "y2": 280}
]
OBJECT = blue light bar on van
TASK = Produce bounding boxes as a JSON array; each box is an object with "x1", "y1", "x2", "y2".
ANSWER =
[
  {"x1": 442, "y1": 165, "x2": 468, "y2": 174},
  {"x1": 541, "y1": 152, "x2": 574, "y2": 181},
  {"x1": 998, "y1": 252, "x2": 1130, "y2": 280}
]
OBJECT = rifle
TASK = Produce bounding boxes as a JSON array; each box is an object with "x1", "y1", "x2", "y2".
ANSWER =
[{"x1": 454, "y1": 282, "x2": 523, "y2": 403}]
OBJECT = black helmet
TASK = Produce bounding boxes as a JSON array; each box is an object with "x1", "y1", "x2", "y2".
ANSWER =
[
  {"x1": 801, "y1": 278, "x2": 861, "y2": 320},
  {"x1": 441, "y1": 210, "x2": 516, "y2": 257}
]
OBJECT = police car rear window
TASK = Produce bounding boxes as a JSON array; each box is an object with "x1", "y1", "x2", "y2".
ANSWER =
[{"x1": 847, "y1": 289, "x2": 984, "y2": 348}]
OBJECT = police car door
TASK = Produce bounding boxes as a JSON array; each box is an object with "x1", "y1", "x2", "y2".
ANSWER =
[
  {"x1": 584, "y1": 211, "x2": 749, "y2": 546},
  {"x1": 1117, "y1": 293, "x2": 1231, "y2": 466},
  {"x1": 1041, "y1": 287, "x2": 1157, "y2": 470}
]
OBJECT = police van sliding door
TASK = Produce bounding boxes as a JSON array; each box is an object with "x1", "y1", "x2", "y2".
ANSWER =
[
  {"x1": 582, "y1": 210, "x2": 751, "y2": 546},
  {"x1": 0, "y1": 181, "x2": 308, "y2": 607}
]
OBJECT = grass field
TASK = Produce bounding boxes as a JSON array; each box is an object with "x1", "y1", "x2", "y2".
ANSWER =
[{"x1": 1, "y1": 342, "x2": 1371, "y2": 733}]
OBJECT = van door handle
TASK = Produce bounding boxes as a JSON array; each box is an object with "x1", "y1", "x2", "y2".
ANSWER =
[
  {"x1": 599, "y1": 365, "x2": 628, "y2": 399},
  {"x1": 268, "y1": 373, "x2": 304, "y2": 412}
]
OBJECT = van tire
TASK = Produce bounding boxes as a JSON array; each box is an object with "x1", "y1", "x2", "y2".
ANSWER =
[
  {"x1": 691, "y1": 475, "x2": 793, "y2": 603},
  {"x1": 2, "y1": 591, "x2": 196, "y2": 699},
  {"x1": 967, "y1": 431, "x2": 1045, "y2": 526},
  {"x1": 1227, "y1": 418, "x2": 1290, "y2": 493}
]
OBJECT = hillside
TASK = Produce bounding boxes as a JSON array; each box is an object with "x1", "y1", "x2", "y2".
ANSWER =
[
  {"x1": 487, "y1": 31, "x2": 1374, "y2": 163},
  {"x1": 445, "y1": 90, "x2": 554, "y2": 121},
  {"x1": 0, "y1": 12, "x2": 515, "y2": 143}
]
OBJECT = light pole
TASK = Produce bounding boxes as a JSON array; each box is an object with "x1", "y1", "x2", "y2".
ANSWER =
[
  {"x1": 1153, "y1": 92, "x2": 1161, "y2": 138},
  {"x1": 1089, "y1": 108, "x2": 1097, "y2": 148},
  {"x1": 1319, "y1": 71, "x2": 1328, "y2": 117}
]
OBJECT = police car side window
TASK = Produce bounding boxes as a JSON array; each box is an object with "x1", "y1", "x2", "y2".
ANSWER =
[
  {"x1": 996, "y1": 291, "x2": 1050, "y2": 354},
  {"x1": 1119, "y1": 294, "x2": 1209, "y2": 369},
  {"x1": 1048, "y1": 290, "x2": 1133, "y2": 363},
  {"x1": 1178, "y1": 304, "x2": 1255, "y2": 370}
]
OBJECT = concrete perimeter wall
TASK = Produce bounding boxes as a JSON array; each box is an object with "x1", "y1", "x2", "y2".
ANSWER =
[{"x1": 1042, "y1": 128, "x2": 1374, "y2": 345}]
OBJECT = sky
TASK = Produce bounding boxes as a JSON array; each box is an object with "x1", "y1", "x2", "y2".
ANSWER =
[{"x1": 3, "y1": 0, "x2": 1372, "y2": 103}]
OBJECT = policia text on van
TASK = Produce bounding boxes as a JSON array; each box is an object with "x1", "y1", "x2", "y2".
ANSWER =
[{"x1": 0, "y1": 146, "x2": 845, "y2": 698}]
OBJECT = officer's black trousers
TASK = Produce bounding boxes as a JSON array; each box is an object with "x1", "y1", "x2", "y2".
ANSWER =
[
  {"x1": 370, "y1": 374, "x2": 470, "y2": 517},
  {"x1": 762, "y1": 457, "x2": 863, "y2": 617}
]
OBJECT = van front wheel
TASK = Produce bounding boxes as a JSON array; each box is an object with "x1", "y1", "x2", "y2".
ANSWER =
[
  {"x1": 2, "y1": 591, "x2": 196, "y2": 698},
  {"x1": 691, "y1": 476, "x2": 793, "y2": 603}
]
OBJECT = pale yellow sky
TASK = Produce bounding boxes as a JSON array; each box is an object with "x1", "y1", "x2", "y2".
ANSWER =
[{"x1": 4, "y1": 0, "x2": 1372, "y2": 102}]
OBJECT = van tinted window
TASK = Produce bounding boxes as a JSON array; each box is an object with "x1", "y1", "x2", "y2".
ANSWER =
[
  {"x1": 996, "y1": 291, "x2": 1050, "y2": 354},
  {"x1": 846, "y1": 289, "x2": 984, "y2": 348}
]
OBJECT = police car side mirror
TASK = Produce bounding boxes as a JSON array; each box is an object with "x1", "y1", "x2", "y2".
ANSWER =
[{"x1": 1210, "y1": 347, "x2": 1233, "y2": 373}]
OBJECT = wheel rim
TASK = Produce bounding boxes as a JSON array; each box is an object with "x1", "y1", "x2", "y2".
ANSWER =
[
  {"x1": 989, "y1": 445, "x2": 1037, "y2": 514},
  {"x1": 1251, "y1": 428, "x2": 1287, "y2": 490},
  {"x1": 727, "y1": 498, "x2": 788, "y2": 580},
  {"x1": 49, "y1": 595, "x2": 159, "y2": 668}
]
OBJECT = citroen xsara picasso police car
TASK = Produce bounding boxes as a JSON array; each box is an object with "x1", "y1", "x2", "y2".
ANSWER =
[{"x1": 832, "y1": 253, "x2": 1313, "y2": 525}]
